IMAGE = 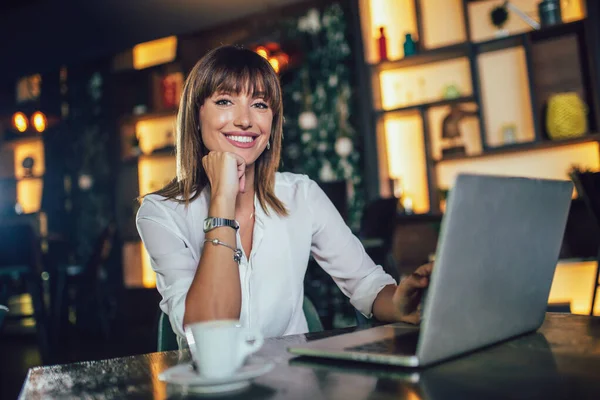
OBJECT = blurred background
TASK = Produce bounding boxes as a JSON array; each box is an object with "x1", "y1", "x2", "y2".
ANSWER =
[{"x1": 1, "y1": 0, "x2": 600, "y2": 398}]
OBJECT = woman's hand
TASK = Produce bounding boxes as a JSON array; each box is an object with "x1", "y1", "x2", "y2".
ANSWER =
[
  {"x1": 392, "y1": 262, "x2": 433, "y2": 324},
  {"x1": 202, "y1": 151, "x2": 247, "y2": 199}
]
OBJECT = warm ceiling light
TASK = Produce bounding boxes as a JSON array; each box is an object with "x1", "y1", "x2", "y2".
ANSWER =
[
  {"x1": 255, "y1": 46, "x2": 269, "y2": 59},
  {"x1": 269, "y1": 57, "x2": 280, "y2": 73},
  {"x1": 31, "y1": 111, "x2": 47, "y2": 133},
  {"x1": 133, "y1": 36, "x2": 178, "y2": 70},
  {"x1": 12, "y1": 112, "x2": 28, "y2": 133}
]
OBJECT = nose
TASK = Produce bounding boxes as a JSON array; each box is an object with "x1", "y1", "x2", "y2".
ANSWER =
[{"x1": 233, "y1": 105, "x2": 253, "y2": 130}]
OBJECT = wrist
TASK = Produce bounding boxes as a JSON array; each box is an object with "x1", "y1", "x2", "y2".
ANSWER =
[{"x1": 209, "y1": 194, "x2": 236, "y2": 219}]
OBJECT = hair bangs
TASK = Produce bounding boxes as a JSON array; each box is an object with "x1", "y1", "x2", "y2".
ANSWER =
[{"x1": 199, "y1": 50, "x2": 281, "y2": 112}]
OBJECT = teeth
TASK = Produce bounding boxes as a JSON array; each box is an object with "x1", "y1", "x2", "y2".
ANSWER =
[{"x1": 226, "y1": 135, "x2": 255, "y2": 143}]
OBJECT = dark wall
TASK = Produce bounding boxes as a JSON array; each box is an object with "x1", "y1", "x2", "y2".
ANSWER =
[{"x1": 0, "y1": 0, "x2": 306, "y2": 81}]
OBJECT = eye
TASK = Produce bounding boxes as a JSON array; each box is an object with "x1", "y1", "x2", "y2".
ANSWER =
[
  {"x1": 253, "y1": 101, "x2": 269, "y2": 110},
  {"x1": 215, "y1": 98, "x2": 232, "y2": 106}
]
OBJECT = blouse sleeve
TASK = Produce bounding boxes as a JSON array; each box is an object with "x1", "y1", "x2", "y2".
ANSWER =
[
  {"x1": 136, "y1": 196, "x2": 198, "y2": 339},
  {"x1": 306, "y1": 179, "x2": 396, "y2": 318}
]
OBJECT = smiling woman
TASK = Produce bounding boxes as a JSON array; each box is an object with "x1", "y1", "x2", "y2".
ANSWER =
[{"x1": 135, "y1": 45, "x2": 432, "y2": 348}]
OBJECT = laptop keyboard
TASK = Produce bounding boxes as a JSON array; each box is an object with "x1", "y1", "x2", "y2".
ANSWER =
[{"x1": 345, "y1": 330, "x2": 419, "y2": 356}]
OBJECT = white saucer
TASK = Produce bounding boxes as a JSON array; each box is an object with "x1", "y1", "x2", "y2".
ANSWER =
[{"x1": 159, "y1": 357, "x2": 274, "y2": 395}]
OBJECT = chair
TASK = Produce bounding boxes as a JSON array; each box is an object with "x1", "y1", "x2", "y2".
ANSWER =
[
  {"x1": 0, "y1": 305, "x2": 8, "y2": 330},
  {"x1": 53, "y1": 221, "x2": 117, "y2": 340},
  {"x1": 302, "y1": 295, "x2": 324, "y2": 333},
  {"x1": 316, "y1": 180, "x2": 348, "y2": 222},
  {"x1": 156, "y1": 295, "x2": 324, "y2": 352},
  {"x1": 0, "y1": 221, "x2": 50, "y2": 362},
  {"x1": 570, "y1": 170, "x2": 600, "y2": 315},
  {"x1": 359, "y1": 197, "x2": 400, "y2": 280},
  {"x1": 157, "y1": 310, "x2": 179, "y2": 352}
]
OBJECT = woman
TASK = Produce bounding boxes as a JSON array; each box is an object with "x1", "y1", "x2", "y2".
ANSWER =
[{"x1": 136, "y1": 45, "x2": 431, "y2": 346}]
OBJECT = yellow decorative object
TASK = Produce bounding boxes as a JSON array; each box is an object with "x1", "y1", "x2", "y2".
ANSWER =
[{"x1": 546, "y1": 92, "x2": 588, "y2": 140}]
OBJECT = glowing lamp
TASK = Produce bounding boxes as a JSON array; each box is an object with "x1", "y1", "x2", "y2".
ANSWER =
[
  {"x1": 12, "y1": 112, "x2": 28, "y2": 133},
  {"x1": 269, "y1": 58, "x2": 280, "y2": 73},
  {"x1": 255, "y1": 46, "x2": 269, "y2": 59},
  {"x1": 31, "y1": 111, "x2": 47, "y2": 133},
  {"x1": 254, "y1": 43, "x2": 290, "y2": 74}
]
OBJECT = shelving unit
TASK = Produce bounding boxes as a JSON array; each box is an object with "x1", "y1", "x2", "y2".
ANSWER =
[
  {"x1": 358, "y1": 0, "x2": 595, "y2": 214},
  {"x1": 113, "y1": 52, "x2": 183, "y2": 289},
  {"x1": 0, "y1": 132, "x2": 45, "y2": 215}
]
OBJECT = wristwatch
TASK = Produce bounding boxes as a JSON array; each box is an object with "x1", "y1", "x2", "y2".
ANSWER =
[{"x1": 203, "y1": 217, "x2": 239, "y2": 233}]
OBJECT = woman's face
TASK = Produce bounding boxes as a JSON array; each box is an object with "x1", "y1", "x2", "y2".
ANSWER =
[{"x1": 199, "y1": 90, "x2": 273, "y2": 166}]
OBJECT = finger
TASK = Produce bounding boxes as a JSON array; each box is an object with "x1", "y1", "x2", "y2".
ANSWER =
[
  {"x1": 403, "y1": 310, "x2": 420, "y2": 325},
  {"x1": 230, "y1": 153, "x2": 246, "y2": 193},
  {"x1": 239, "y1": 173, "x2": 246, "y2": 193},
  {"x1": 415, "y1": 262, "x2": 433, "y2": 277},
  {"x1": 226, "y1": 152, "x2": 246, "y2": 169},
  {"x1": 403, "y1": 273, "x2": 429, "y2": 290}
]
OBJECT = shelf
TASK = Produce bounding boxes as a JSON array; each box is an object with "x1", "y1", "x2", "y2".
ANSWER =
[
  {"x1": 396, "y1": 212, "x2": 443, "y2": 224},
  {"x1": 367, "y1": 21, "x2": 589, "y2": 65},
  {"x1": 370, "y1": 42, "x2": 470, "y2": 71},
  {"x1": 558, "y1": 257, "x2": 598, "y2": 265},
  {"x1": 122, "y1": 145, "x2": 176, "y2": 164},
  {"x1": 145, "y1": 146, "x2": 175, "y2": 156},
  {"x1": 530, "y1": 19, "x2": 586, "y2": 42},
  {"x1": 120, "y1": 109, "x2": 177, "y2": 124},
  {"x1": 376, "y1": 96, "x2": 476, "y2": 115},
  {"x1": 0, "y1": 175, "x2": 44, "y2": 182},
  {"x1": 474, "y1": 34, "x2": 526, "y2": 54},
  {"x1": 113, "y1": 60, "x2": 181, "y2": 76},
  {"x1": 435, "y1": 133, "x2": 600, "y2": 163},
  {"x1": 472, "y1": 19, "x2": 587, "y2": 55},
  {"x1": 2, "y1": 132, "x2": 43, "y2": 147}
]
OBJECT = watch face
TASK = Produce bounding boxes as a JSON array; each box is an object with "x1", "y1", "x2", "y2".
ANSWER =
[{"x1": 203, "y1": 219, "x2": 212, "y2": 231}]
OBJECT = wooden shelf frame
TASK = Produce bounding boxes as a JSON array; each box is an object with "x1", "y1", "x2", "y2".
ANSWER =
[
  {"x1": 435, "y1": 133, "x2": 600, "y2": 163},
  {"x1": 375, "y1": 96, "x2": 476, "y2": 115},
  {"x1": 357, "y1": 0, "x2": 596, "y2": 213}
]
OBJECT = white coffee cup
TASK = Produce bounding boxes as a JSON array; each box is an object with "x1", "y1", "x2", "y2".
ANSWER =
[{"x1": 184, "y1": 320, "x2": 264, "y2": 379}]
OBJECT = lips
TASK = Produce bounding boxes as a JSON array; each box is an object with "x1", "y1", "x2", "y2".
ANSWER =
[{"x1": 223, "y1": 132, "x2": 260, "y2": 149}]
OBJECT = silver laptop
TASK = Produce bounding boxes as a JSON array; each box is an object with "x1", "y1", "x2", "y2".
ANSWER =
[{"x1": 288, "y1": 173, "x2": 573, "y2": 367}]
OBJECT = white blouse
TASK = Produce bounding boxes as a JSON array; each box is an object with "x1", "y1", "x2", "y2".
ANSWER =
[{"x1": 136, "y1": 172, "x2": 396, "y2": 340}]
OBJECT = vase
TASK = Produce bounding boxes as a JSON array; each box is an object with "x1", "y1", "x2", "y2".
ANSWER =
[
  {"x1": 539, "y1": 0, "x2": 562, "y2": 27},
  {"x1": 403, "y1": 33, "x2": 417, "y2": 57},
  {"x1": 377, "y1": 26, "x2": 388, "y2": 61}
]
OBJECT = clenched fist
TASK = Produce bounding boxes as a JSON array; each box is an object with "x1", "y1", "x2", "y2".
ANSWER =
[{"x1": 202, "y1": 151, "x2": 247, "y2": 200}]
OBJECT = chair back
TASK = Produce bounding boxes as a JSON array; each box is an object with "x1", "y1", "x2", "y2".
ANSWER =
[
  {"x1": 84, "y1": 221, "x2": 117, "y2": 280},
  {"x1": 157, "y1": 310, "x2": 179, "y2": 352},
  {"x1": 302, "y1": 295, "x2": 323, "y2": 333},
  {"x1": 317, "y1": 180, "x2": 348, "y2": 222},
  {"x1": 0, "y1": 221, "x2": 41, "y2": 273},
  {"x1": 359, "y1": 197, "x2": 398, "y2": 245}
]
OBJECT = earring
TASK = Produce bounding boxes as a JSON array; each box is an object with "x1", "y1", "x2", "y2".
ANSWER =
[{"x1": 266, "y1": 141, "x2": 271, "y2": 150}]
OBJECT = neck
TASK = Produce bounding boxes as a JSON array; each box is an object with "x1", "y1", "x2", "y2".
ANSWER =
[{"x1": 236, "y1": 163, "x2": 256, "y2": 212}]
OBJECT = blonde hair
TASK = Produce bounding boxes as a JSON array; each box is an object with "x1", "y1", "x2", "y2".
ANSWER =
[{"x1": 151, "y1": 45, "x2": 287, "y2": 216}]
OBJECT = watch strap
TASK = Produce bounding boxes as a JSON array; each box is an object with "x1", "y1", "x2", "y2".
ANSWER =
[{"x1": 203, "y1": 217, "x2": 239, "y2": 233}]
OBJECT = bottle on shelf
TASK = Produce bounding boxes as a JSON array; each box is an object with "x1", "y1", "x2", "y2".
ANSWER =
[
  {"x1": 538, "y1": 0, "x2": 562, "y2": 27},
  {"x1": 392, "y1": 178, "x2": 406, "y2": 213},
  {"x1": 402, "y1": 195, "x2": 414, "y2": 215},
  {"x1": 377, "y1": 26, "x2": 388, "y2": 61},
  {"x1": 403, "y1": 33, "x2": 417, "y2": 57}
]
